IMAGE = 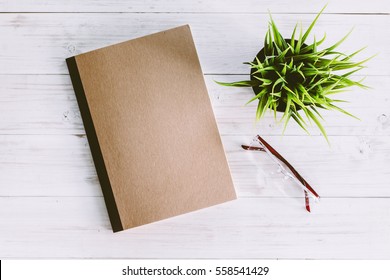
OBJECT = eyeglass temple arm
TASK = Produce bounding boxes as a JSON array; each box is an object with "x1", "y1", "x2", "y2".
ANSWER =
[
  {"x1": 242, "y1": 136, "x2": 320, "y2": 212},
  {"x1": 256, "y1": 135, "x2": 320, "y2": 199}
]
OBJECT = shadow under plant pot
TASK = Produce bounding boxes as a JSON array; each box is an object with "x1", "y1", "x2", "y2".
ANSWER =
[{"x1": 250, "y1": 39, "x2": 307, "y2": 113}]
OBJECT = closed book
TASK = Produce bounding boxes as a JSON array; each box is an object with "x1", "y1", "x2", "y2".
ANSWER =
[{"x1": 66, "y1": 25, "x2": 236, "y2": 232}]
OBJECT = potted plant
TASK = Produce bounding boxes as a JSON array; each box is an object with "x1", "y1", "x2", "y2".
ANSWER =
[{"x1": 216, "y1": 6, "x2": 372, "y2": 142}]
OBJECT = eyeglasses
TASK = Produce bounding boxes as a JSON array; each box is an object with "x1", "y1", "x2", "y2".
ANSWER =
[{"x1": 242, "y1": 135, "x2": 320, "y2": 212}]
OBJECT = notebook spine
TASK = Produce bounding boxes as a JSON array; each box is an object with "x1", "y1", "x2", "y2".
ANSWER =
[{"x1": 66, "y1": 57, "x2": 123, "y2": 232}]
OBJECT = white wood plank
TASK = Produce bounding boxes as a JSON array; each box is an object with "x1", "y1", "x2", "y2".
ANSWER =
[
  {"x1": 0, "y1": 75, "x2": 388, "y2": 136},
  {"x1": 0, "y1": 197, "x2": 389, "y2": 258},
  {"x1": 1, "y1": 134, "x2": 389, "y2": 198},
  {"x1": 209, "y1": 75, "x2": 390, "y2": 137},
  {"x1": 0, "y1": 1, "x2": 388, "y2": 261},
  {"x1": 0, "y1": 0, "x2": 388, "y2": 13},
  {"x1": 0, "y1": 13, "x2": 387, "y2": 75}
]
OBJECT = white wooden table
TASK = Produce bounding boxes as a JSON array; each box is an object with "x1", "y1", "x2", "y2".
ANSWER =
[{"x1": 1, "y1": 1, "x2": 389, "y2": 259}]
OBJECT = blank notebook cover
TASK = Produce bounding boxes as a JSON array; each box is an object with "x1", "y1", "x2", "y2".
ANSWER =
[{"x1": 66, "y1": 25, "x2": 236, "y2": 232}]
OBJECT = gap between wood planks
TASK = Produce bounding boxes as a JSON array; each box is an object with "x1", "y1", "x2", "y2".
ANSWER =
[{"x1": 0, "y1": 12, "x2": 389, "y2": 15}]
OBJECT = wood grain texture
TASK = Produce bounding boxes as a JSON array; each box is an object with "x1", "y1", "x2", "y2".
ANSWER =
[
  {"x1": 0, "y1": 0, "x2": 389, "y2": 259},
  {"x1": 0, "y1": 197, "x2": 389, "y2": 259},
  {"x1": 0, "y1": 134, "x2": 389, "y2": 198},
  {"x1": 1, "y1": 75, "x2": 389, "y2": 136},
  {"x1": 0, "y1": 13, "x2": 387, "y2": 75},
  {"x1": 0, "y1": 0, "x2": 388, "y2": 13}
]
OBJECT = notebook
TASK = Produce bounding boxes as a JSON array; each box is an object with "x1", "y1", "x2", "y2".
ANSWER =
[{"x1": 66, "y1": 25, "x2": 236, "y2": 232}]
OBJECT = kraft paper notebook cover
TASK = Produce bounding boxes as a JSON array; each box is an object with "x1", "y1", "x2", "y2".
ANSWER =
[{"x1": 66, "y1": 25, "x2": 236, "y2": 232}]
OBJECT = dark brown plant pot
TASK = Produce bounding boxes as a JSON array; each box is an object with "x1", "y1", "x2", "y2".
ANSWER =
[{"x1": 250, "y1": 39, "x2": 307, "y2": 112}]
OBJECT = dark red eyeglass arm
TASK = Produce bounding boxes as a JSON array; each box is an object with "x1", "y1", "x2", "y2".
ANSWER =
[{"x1": 241, "y1": 135, "x2": 320, "y2": 212}]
